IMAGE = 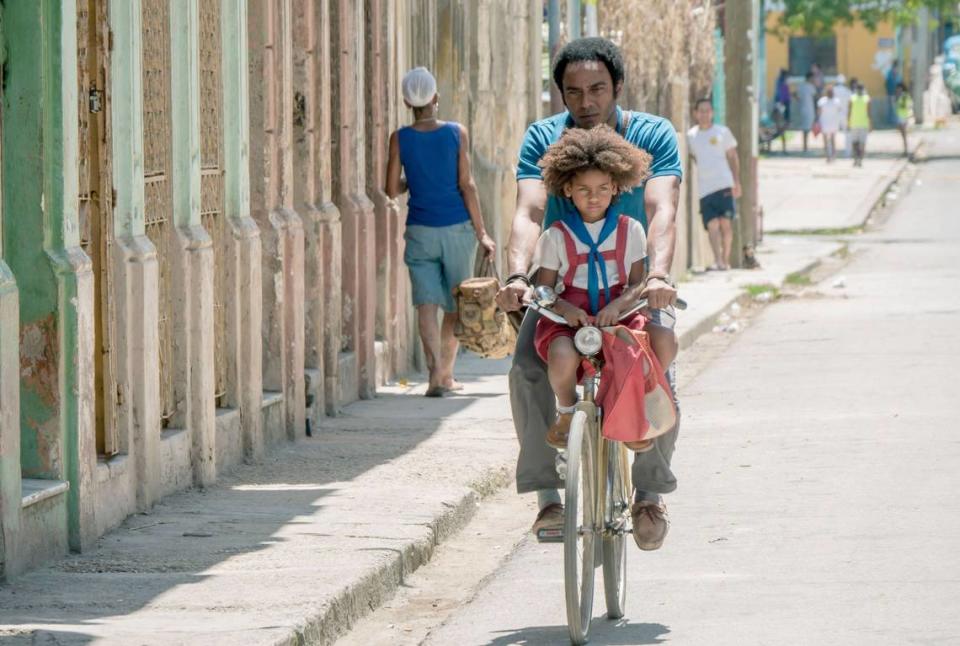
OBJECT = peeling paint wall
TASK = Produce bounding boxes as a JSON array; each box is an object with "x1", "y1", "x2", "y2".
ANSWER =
[{"x1": 2, "y1": 1, "x2": 64, "y2": 481}]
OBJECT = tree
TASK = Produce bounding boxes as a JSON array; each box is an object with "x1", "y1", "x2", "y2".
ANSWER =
[{"x1": 777, "y1": 0, "x2": 957, "y2": 37}]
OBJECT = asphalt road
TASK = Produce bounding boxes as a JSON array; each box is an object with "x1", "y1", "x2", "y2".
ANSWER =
[{"x1": 416, "y1": 129, "x2": 960, "y2": 645}]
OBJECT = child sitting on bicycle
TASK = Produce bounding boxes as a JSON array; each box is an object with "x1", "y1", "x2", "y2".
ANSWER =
[{"x1": 533, "y1": 125, "x2": 678, "y2": 451}]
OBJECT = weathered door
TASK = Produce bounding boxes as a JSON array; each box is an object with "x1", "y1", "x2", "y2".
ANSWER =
[{"x1": 78, "y1": 0, "x2": 118, "y2": 455}]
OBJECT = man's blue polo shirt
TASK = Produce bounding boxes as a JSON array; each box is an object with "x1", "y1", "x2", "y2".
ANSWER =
[{"x1": 516, "y1": 107, "x2": 682, "y2": 231}]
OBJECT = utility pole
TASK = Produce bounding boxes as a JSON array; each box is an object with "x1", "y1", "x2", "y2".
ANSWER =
[
  {"x1": 584, "y1": 0, "x2": 598, "y2": 37},
  {"x1": 724, "y1": 0, "x2": 760, "y2": 268},
  {"x1": 567, "y1": 0, "x2": 582, "y2": 42},
  {"x1": 913, "y1": 6, "x2": 931, "y2": 124},
  {"x1": 548, "y1": 0, "x2": 563, "y2": 113}
]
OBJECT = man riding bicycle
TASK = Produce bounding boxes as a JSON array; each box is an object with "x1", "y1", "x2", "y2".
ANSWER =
[{"x1": 496, "y1": 37, "x2": 683, "y2": 551}]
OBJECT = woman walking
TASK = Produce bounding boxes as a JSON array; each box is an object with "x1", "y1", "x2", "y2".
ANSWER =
[
  {"x1": 386, "y1": 67, "x2": 496, "y2": 397},
  {"x1": 797, "y1": 72, "x2": 817, "y2": 153}
]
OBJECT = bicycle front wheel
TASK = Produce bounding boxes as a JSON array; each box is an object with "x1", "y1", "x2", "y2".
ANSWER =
[
  {"x1": 564, "y1": 409, "x2": 596, "y2": 645},
  {"x1": 602, "y1": 440, "x2": 630, "y2": 619}
]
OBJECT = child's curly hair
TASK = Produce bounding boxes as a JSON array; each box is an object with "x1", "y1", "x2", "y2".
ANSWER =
[{"x1": 538, "y1": 125, "x2": 652, "y2": 196}]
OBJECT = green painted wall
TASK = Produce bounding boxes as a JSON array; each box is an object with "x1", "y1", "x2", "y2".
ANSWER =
[
  {"x1": 2, "y1": 0, "x2": 62, "y2": 480},
  {"x1": 2, "y1": 0, "x2": 81, "y2": 490}
]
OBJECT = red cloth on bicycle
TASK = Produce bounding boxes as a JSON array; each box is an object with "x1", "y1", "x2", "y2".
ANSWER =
[{"x1": 596, "y1": 326, "x2": 677, "y2": 444}]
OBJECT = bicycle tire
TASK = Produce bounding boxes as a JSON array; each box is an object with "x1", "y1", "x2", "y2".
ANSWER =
[
  {"x1": 602, "y1": 441, "x2": 629, "y2": 619},
  {"x1": 564, "y1": 409, "x2": 596, "y2": 645}
]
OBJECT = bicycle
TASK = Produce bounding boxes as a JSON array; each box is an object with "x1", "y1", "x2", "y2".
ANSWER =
[{"x1": 527, "y1": 285, "x2": 686, "y2": 645}]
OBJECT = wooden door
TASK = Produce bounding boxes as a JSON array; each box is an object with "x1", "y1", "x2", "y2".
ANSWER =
[{"x1": 78, "y1": 0, "x2": 118, "y2": 455}]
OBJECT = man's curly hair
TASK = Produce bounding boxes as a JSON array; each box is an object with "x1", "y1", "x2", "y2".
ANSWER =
[{"x1": 538, "y1": 126, "x2": 652, "y2": 196}]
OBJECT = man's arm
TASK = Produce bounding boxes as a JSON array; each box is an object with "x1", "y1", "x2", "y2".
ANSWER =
[
  {"x1": 507, "y1": 179, "x2": 547, "y2": 274},
  {"x1": 496, "y1": 178, "x2": 547, "y2": 311},
  {"x1": 641, "y1": 175, "x2": 681, "y2": 309},
  {"x1": 725, "y1": 145, "x2": 742, "y2": 198}
]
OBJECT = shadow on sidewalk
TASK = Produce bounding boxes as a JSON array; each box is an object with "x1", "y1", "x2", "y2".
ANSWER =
[
  {"x1": 0, "y1": 356, "x2": 513, "y2": 643},
  {"x1": 484, "y1": 620, "x2": 670, "y2": 645}
]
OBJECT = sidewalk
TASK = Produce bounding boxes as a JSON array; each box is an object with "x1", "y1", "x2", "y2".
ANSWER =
[
  {"x1": 759, "y1": 129, "x2": 918, "y2": 233},
  {"x1": 0, "y1": 134, "x2": 912, "y2": 646}
]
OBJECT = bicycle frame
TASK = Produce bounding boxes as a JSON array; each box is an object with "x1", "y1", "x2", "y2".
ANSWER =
[{"x1": 578, "y1": 360, "x2": 631, "y2": 544}]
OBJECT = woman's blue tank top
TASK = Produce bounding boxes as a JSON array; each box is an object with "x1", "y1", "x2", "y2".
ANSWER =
[{"x1": 398, "y1": 122, "x2": 471, "y2": 227}]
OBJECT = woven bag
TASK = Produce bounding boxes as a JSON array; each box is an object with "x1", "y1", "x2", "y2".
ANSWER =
[{"x1": 452, "y1": 260, "x2": 516, "y2": 359}]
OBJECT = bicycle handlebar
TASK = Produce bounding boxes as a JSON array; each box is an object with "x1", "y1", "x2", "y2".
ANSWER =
[{"x1": 527, "y1": 296, "x2": 687, "y2": 328}]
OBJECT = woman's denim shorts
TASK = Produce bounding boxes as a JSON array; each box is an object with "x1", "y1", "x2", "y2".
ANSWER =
[{"x1": 403, "y1": 221, "x2": 477, "y2": 312}]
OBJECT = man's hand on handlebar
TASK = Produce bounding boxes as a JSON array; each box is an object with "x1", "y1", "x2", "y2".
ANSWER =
[
  {"x1": 640, "y1": 276, "x2": 678, "y2": 310},
  {"x1": 496, "y1": 279, "x2": 532, "y2": 312}
]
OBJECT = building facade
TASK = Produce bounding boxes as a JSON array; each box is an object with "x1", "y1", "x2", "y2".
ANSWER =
[
  {"x1": 0, "y1": 0, "x2": 542, "y2": 579},
  {"x1": 764, "y1": 9, "x2": 903, "y2": 124}
]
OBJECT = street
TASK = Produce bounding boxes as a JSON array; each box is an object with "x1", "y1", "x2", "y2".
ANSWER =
[{"x1": 343, "y1": 129, "x2": 960, "y2": 645}]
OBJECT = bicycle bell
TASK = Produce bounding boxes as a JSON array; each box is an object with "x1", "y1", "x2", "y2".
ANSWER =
[
  {"x1": 574, "y1": 326, "x2": 603, "y2": 357},
  {"x1": 533, "y1": 285, "x2": 557, "y2": 307}
]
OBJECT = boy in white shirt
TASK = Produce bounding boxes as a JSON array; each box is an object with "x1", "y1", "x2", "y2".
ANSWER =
[{"x1": 687, "y1": 99, "x2": 741, "y2": 270}]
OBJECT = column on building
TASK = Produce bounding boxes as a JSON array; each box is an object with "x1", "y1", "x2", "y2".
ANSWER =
[
  {"x1": 219, "y1": 0, "x2": 264, "y2": 463},
  {"x1": 1, "y1": 0, "x2": 98, "y2": 577},
  {"x1": 331, "y1": 0, "x2": 377, "y2": 403},
  {"x1": 248, "y1": 0, "x2": 306, "y2": 443},
  {"x1": 0, "y1": 17, "x2": 21, "y2": 578},
  {"x1": 168, "y1": 0, "x2": 217, "y2": 487},
  {"x1": 364, "y1": 0, "x2": 403, "y2": 386},
  {"x1": 109, "y1": 0, "x2": 163, "y2": 515},
  {"x1": 0, "y1": 247, "x2": 18, "y2": 580},
  {"x1": 293, "y1": 0, "x2": 334, "y2": 425},
  {"x1": 315, "y1": 1, "x2": 344, "y2": 417}
]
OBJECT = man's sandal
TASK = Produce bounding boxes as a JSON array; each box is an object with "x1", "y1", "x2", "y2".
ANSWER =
[{"x1": 532, "y1": 503, "x2": 564, "y2": 543}]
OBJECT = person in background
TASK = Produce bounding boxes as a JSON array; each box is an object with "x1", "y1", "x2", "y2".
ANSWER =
[
  {"x1": 894, "y1": 82, "x2": 914, "y2": 157},
  {"x1": 796, "y1": 72, "x2": 818, "y2": 152},
  {"x1": 833, "y1": 74, "x2": 853, "y2": 157},
  {"x1": 385, "y1": 67, "x2": 496, "y2": 397},
  {"x1": 848, "y1": 81, "x2": 872, "y2": 168},
  {"x1": 688, "y1": 98, "x2": 741, "y2": 270},
  {"x1": 775, "y1": 68, "x2": 792, "y2": 124},
  {"x1": 886, "y1": 60, "x2": 902, "y2": 126},
  {"x1": 810, "y1": 62, "x2": 825, "y2": 96},
  {"x1": 816, "y1": 85, "x2": 843, "y2": 163}
]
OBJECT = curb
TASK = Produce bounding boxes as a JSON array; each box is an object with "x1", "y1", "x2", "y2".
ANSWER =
[
  {"x1": 854, "y1": 145, "x2": 919, "y2": 227},
  {"x1": 764, "y1": 139, "x2": 922, "y2": 236},
  {"x1": 277, "y1": 463, "x2": 513, "y2": 646},
  {"x1": 677, "y1": 294, "x2": 742, "y2": 351}
]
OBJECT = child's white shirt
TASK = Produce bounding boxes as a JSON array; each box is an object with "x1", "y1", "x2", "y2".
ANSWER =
[{"x1": 535, "y1": 218, "x2": 647, "y2": 291}]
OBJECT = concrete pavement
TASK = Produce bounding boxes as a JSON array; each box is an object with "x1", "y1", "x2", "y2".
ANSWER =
[
  {"x1": 760, "y1": 129, "x2": 919, "y2": 234},
  {"x1": 0, "y1": 130, "x2": 925, "y2": 645}
]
